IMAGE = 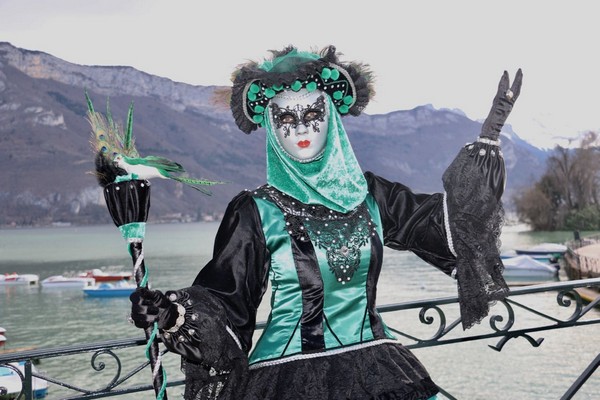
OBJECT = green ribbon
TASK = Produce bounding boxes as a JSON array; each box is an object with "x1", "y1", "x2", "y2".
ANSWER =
[
  {"x1": 146, "y1": 322, "x2": 168, "y2": 400},
  {"x1": 114, "y1": 173, "x2": 139, "y2": 183},
  {"x1": 119, "y1": 222, "x2": 146, "y2": 241}
]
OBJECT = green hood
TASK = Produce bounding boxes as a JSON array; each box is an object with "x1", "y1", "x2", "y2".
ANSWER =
[{"x1": 265, "y1": 94, "x2": 368, "y2": 213}]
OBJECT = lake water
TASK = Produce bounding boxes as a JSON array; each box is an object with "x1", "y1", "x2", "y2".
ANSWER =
[{"x1": 0, "y1": 223, "x2": 599, "y2": 399}]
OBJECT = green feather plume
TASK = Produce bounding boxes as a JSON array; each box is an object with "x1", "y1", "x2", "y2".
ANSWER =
[
  {"x1": 125, "y1": 155, "x2": 185, "y2": 173},
  {"x1": 172, "y1": 176, "x2": 224, "y2": 195},
  {"x1": 86, "y1": 93, "x2": 139, "y2": 160},
  {"x1": 124, "y1": 101, "x2": 135, "y2": 154},
  {"x1": 84, "y1": 91, "x2": 227, "y2": 193}
]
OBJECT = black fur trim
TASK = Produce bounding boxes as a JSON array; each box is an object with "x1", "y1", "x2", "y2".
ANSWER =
[
  {"x1": 94, "y1": 151, "x2": 128, "y2": 187},
  {"x1": 230, "y1": 45, "x2": 375, "y2": 134}
]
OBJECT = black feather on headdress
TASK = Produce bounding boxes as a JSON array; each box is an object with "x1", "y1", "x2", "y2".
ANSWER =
[{"x1": 230, "y1": 45, "x2": 375, "y2": 134}]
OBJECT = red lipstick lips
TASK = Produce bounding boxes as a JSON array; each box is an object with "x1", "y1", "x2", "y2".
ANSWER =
[{"x1": 297, "y1": 140, "x2": 311, "y2": 148}]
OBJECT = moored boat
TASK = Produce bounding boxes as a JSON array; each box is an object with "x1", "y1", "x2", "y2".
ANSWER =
[
  {"x1": 514, "y1": 242, "x2": 567, "y2": 257},
  {"x1": 501, "y1": 249, "x2": 560, "y2": 267},
  {"x1": 0, "y1": 273, "x2": 39, "y2": 287},
  {"x1": 41, "y1": 275, "x2": 95, "y2": 289},
  {"x1": 502, "y1": 255, "x2": 559, "y2": 280},
  {"x1": 77, "y1": 268, "x2": 132, "y2": 282},
  {"x1": 0, "y1": 361, "x2": 48, "y2": 399},
  {"x1": 83, "y1": 280, "x2": 136, "y2": 297}
]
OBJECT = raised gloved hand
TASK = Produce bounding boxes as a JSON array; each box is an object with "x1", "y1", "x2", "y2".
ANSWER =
[
  {"x1": 440, "y1": 69, "x2": 522, "y2": 329},
  {"x1": 130, "y1": 287, "x2": 180, "y2": 330},
  {"x1": 480, "y1": 69, "x2": 523, "y2": 141}
]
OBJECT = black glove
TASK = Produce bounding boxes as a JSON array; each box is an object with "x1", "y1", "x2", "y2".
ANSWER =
[
  {"x1": 480, "y1": 69, "x2": 523, "y2": 140},
  {"x1": 130, "y1": 287, "x2": 180, "y2": 330}
]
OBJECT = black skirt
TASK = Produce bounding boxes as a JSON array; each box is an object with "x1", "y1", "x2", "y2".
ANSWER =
[{"x1": 182, "y1": 341, "x2": 439, "y2": 400}]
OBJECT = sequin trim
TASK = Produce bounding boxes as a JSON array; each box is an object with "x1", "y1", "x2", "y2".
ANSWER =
[
  {"x1": 226, "y1": 325, "x2": 243, "y2": 350},
  {"x1": 163, "y1": 303, "x2": 186, "y2": 333},
  {"x1": 443, "y1": 191, "x2": 457, "y2": 258},
  {"x1": 476, "y1": 137, "x2": 501, "y2": 146},
  {"x1": 248, "y1": 338, "x2": 401, "y2": 370}
]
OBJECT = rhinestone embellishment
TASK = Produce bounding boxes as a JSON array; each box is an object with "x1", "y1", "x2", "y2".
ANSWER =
[{"x1": 253, "y1": 185, "x2": 377, "y2": 283}]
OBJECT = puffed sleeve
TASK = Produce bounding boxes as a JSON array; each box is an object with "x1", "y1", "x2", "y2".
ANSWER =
[
  {"x1": 158, "y1": 190, "x2": 270, "y2": 398},
  {"x1": 192, "y1": 190, "x2": 271, "y2": 352},
  {"x1": 442, "y1": 139, "x2": 509, "y2": 329},
  {"x1": 365, "y1": 171, "x2": 456, "y2": 276}
]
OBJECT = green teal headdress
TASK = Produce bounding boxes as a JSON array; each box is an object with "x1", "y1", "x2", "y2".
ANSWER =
[{"x1": 230, "y1": 45, "x2": 375, "y2": 134}]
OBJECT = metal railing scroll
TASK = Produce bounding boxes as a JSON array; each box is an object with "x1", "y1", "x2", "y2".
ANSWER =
[{"x1": 1, "y1": 277, "x2": 599, "y2": 399}]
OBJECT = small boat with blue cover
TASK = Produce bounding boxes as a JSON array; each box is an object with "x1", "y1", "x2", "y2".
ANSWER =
[{"x1": 83, "y1": 280, "x2": 136, "y2": 297}]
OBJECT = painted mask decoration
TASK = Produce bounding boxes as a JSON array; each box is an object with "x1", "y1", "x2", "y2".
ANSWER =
[{"x1": 269, "y1": 89, "x2": 329, "y2": 162}]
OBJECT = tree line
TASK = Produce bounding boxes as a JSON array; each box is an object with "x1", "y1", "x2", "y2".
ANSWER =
[{"x1": 514, "y1": 132, "x2": 600, "y2": 230}]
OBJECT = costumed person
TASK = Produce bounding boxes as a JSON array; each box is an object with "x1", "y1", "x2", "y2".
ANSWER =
[{"x1": 130, "y1": 45, "x2": 522, "y2": 399}]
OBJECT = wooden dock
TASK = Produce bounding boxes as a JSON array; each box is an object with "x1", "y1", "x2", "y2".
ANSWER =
[
  {"x1": 564, "y1": 239, "x2": 600, "y2": 306},
  {"x1": 575, "y1": 287, "x2": 599, "y2": 304}
]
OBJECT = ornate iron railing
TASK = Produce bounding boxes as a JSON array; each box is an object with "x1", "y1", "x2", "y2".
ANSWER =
[{"x1": 1, "y1": 277, "x2": 599, "y2": 400}]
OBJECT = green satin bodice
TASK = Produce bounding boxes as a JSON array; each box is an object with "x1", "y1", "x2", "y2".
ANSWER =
[{"x1": 249, "y1": 192, "x2": 394, "y2": 364}]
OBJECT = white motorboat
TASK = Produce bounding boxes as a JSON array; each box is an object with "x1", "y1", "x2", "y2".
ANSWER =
[
  {"x1": 78, "y1": 267, "x2": 132, "y2": 282},
  {"x1": 501, "y1": 249, "x2": 560, "y2": 266},
  {"x1": 0, "y1": 273, "x2": 39, "y2": 287},
  {"x1": 41, "y1": 275, "x2": 95, "y2": 289},
  {"x1": 502, "y1": 255, "x2": 559, "y2": 280},
  {"x1": 0, "y1": 361, "x2": 48, "y2": 399}
]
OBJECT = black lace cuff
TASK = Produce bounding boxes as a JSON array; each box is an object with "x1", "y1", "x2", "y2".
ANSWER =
[
  {"x1": 442, "y1": 140, "x2": 509, "y2": 329},
  {"x1": 158, "y1": 285, "x2": 248, "y2": 394}
]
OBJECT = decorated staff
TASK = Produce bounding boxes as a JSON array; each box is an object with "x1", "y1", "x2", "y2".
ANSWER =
[{"x1": 86, "y1": 93, "x2": 223, "y2": 399}]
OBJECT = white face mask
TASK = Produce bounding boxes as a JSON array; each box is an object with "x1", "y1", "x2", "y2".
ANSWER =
[{"x1": 269, "y1": 89, "x2": 329, "y2": 162}]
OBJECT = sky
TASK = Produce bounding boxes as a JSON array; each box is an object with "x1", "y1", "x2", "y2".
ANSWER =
[{"x1": 1, "y1": 0, "x2": 598, "y2": 149}]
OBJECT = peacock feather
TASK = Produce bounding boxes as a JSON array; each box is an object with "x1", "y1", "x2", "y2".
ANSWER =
[
  {"x1": 86, "y1": 92, "x2": 139, "y2": 160},
  {"x1": 85, "y1": 91, "x2": 226, "y2": 193},
  {"x1": 86, "y1": 91, "x2": 136, "y2": 186}
]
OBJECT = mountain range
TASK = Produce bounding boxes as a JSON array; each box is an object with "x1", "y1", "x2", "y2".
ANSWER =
[{"x1": 0, "y1": 42, "x2": 547, "y2": 227}]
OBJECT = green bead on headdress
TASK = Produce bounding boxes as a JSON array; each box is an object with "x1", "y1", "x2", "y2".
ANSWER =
[{"x1": 230, "y1": 45, "x2": 375, "y2": 134}]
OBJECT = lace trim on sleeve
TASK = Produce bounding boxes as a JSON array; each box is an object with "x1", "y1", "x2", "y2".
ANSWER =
[
  {"x1": 443, "y1": 141, "x2": 510, "y2": 329},
  {"x1": 159, "y1": 292, "x2": 198, "y2": 342},
  {"x1": 163, "y1": 303, "x2": 186, "y2": 334},
  {"x1": 158, "y1": 287, "x2": 250, "y2": 399}
]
